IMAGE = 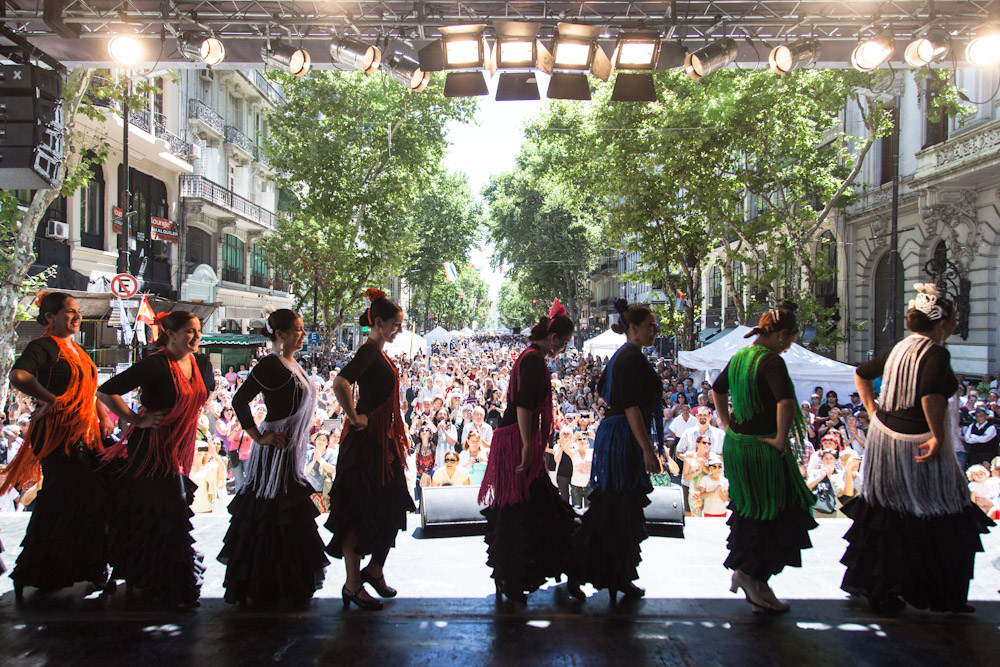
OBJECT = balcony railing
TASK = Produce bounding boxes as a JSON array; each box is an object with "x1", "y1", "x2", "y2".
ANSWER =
[
  {"x1": 153, "y1": 112, "x2": 193, "y2": 162},
  {"x1": 180, "y1": 174, "x2": 277, "y2": 229},
  {"x1": 272, "y1": 278, "x2": 288, "y2": 293},
  {"x1": 250, "y1": 272, "x2": 269, "y2": 288},
  {"x1": 243, "y1": 70, "x2": 287, "y2": 107},
  {"x1": 188, "y1": 98, "x2": 224, "y2": 136},
  {"x1": 221, "y1": 266, "x2": 245, "y2": 284},
  {"x1": 225, "y1": 125, "x2": 255, "y2": 156}
]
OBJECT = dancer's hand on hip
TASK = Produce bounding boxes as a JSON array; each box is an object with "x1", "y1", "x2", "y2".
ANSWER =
[
  {"x1": 352, "y1": 414, "x2": 368, "y2": 430},
  {"x1": 915, "y1": 436, "x2": 939, "y2": 462},
  {"x1": 758, "y1": 436, "x2": 787, "y2": 457},
  {"x1": 258, "y1": 431, "x2": 288, "y2": 449}
]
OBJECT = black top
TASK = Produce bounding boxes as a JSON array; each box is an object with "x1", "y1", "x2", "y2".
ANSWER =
[
  {"x1": 12, "y1": 337, "x2": 78, "y2": 396},
  {"x1": 499, "y1": 346, "x2": 549, "y2": 428},
  {"x1": 601, "y1": 344, "x2": 662, "y2": 417},
  {"x1": 99, "y1": 352, "x2": 215, "y2": 409},
  {"x1": 856, "y1": 343, "x2": 958, "y2": 434},
  {"x1": 713, "y1": 350, "x2": 795, "y2": 435},
  {"x1": 338, "y1": 342, "x2": 396, "y2": 415},
  {"x1": 232, "y1": 355, "x2": 306, "y2": 429}
]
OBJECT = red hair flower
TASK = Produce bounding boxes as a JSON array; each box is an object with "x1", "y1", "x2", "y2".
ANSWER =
[{"x1": 365, "y1": 288, "x2": 387, "y2": 303}]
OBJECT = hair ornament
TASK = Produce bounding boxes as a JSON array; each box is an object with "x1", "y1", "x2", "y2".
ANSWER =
[
  {"x1": 909, "y1": 282, "x2": 944, "y2": 321},
  {"x1": 365, "y1": 287, "x2": 387, "y2": 303},
  {"x1": 265, "y1": 319, "x2": 274, "y2": 334},
  {"x1": 545, "y1": 298, "x2": 567, "y2": 331},
  {"x1": 33, "y1": 291, "x2": 50, "y2": 308},
  {"x1": 612, "y1": 298, "x2": 629, "y2": 315},
  {"x1": 153, "y1": 311, "x2": 170, "y2": 327}
]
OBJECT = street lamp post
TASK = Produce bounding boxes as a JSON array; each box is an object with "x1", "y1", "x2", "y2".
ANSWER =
[{"x1": 108, "y1": 35, "x2": 144, "y2": 275}]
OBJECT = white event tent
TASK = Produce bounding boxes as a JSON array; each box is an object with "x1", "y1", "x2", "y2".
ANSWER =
[
  {"x1": 384, "y1": 329, "x2": 430, "y2": 358},
  {"x1": 458, "y1": 327, "x2": 475, "y2": 337},
  {"x1": 677, "y1": 326, "x2": 858, "y2": 401},
  {"x1": 583, "y1": 328, "x2": 626, "y2": 358},
  {"x1": 423, "y1": 326, "x2": 453, "y2": 344}
]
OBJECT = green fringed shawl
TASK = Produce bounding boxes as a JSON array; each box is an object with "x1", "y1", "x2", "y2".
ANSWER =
[{"x1": 723, "y1": 345, "x2": 814, "y2": 520}]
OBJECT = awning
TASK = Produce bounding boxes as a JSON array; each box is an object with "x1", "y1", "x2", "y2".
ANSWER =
[
  {"x1": 200, "y1": 333, "x2": 270, "y2": 347},
  {"x1": 705, "y1": 326, "x2": 737, "y2": 343},
  {"x1": 698, "y1": 327, "x2": 719, "y2": 341},
  {"x1": 20, "y1": 289, "x2": 219, "y2": 321}
]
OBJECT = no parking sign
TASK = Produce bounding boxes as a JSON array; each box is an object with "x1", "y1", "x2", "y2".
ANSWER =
[{"x1": 110, "y1": 273, "x2": 139, "y2": 299}]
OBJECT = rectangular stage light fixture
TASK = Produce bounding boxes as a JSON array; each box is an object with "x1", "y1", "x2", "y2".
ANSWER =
[
  {"x1": 444, "y1": 71, "x2": 489, "y2": 97},
  {"x1": 495, "y1": 72, "x2": 540, "y2": 101},
  {"x1": 546, "y1": 72, "x2": 590, "y2": 100}
]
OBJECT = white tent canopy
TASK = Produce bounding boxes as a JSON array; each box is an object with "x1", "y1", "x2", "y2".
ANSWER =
[
  {"x1": 423, "y1": 326, "x2": 453, "y2": 343},
  {"x1": 384, "y1": 329, "x2": 430, "y2": 358},
  {"x1": 583, "y1": 328, "x2": 626, "y2": 358},
  {"x1": 677, "y1": 325, "x2": 858, "y2": 402},
  {"x1": 493, "y1": 325, "x2": 512, "y2": 335},
  {"x1": 458, "y1": 327, "x2": 475, "y2": 337}
]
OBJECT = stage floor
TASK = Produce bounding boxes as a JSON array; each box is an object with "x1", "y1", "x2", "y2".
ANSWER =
[{"x1": 1, "y1": 514, "x2": 998, "y2": 666}]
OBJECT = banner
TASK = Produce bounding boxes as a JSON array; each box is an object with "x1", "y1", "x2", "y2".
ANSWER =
[
  {"x1": 118, "y1": 297, "x2": 134, "y2": 346},
  {"x1": 151, "y1": 216, "x2": 179, "y2": 243},
  {"x1": 442, "y1": 261, "x2": 458, "y2": 282}
]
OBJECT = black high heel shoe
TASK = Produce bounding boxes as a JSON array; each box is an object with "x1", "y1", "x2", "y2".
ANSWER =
[
  {"x1": 341, "y1": 585, "x2": 383, "y2": 611},
  {"x1": 361, "y1": 568, "x2": 397, "y2": 598},
  {"x1": 608, "y1": 588, "x2": 619, "y2": 610},
  {"x1": 566, "y1": 579, "x2": 586, "y2": 602},
  {"x1": 621, "y1": 582, "x2": 645, "y2": 600}
]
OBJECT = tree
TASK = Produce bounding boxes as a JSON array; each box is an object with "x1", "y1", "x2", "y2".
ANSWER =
[
  {"x1": 422, "y1": 263, "x2": 490, "y2": 330},
  {"x1": 496, "y1": 279, "x2": 537, "y2": 329},
  {"x1": 261, "y1": 71, "x2": 476, "y2": 350}
]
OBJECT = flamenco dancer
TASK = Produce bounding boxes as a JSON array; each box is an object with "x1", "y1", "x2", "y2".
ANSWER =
[
  {"x1": 841, "y1": 284, "x2": 992, "y2": 613},
  {"x1": 98, "y1": 311, "x2": 214, "y2": 607},
  {"x1": 567, "y1": 300, "x2": 664, "y2": 608},
  {"x1": 478, "y1": 299, "x2": 577, "y2": 606},
  {"x1": 2, "y1": 292, "x2": 113, "y2": 604},
  {"x1": 711, "y1": 303, "x2": 816, "y2": 614},
  {"x1": 326, "y1": 290, "x2": 415, "y2": 611},
  {"x1": 218, "y1": 308, "x2": 328, "y2": 607}
]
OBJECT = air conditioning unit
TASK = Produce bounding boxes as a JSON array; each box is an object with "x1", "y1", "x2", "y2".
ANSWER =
[
  {"x1": 45, "y1": 219, "x2": 69, "y2": 240},
  {"x1": 200, "y1": 69, "x2": 214, "y2": 83}
]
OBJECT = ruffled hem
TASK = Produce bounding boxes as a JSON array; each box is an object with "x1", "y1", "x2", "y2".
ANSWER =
[
  {"x1": 218, "y1": 480, "x2": 328, "y2": 605},
  {"x1": 568, "y1": 484, "x2": 651, "y2": 591},
  {"x1": 724, "y1": 504, "x2": 817, "y2": 580},
  {"x1": 325, "y1": 429, "x2": 415, "y2": 559},
  {"x1": 840, "y1": 496, "x2": 993, "y2": 612},
  {"x1": 107, "y1": 475, "x2": 203, "y2": 606},
  {"x1": 10, "y1": 449, "x2": 110, "y2": 590},
  {"x1": 482, "y1": 474, "x2": 577, "y2": 594}
]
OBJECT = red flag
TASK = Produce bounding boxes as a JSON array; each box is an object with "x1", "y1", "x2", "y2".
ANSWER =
[{"x1": 135, "y1": 294, "x2": 159, "y2": 342}]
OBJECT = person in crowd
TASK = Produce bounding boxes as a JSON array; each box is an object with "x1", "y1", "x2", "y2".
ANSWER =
[
  {"x1": 413, "y1": 423, "x2": 436, "y2": 505},
  {"x1": 431, "y1": 408, "x2": 458, "y2": 465},
  {"x1": 682, "y1": 435, "x2": 713, "y2": 517},
  {"x1": 216, "y1": 405, "x2": 248, "y2": 492},
  {"x1": 218, "y1": 309, "x2": 329, "y2": 608},
  {"x1": 567, "y1": 300, "x2": 664, "y2": 607},
  {"x1": 698, "y1": 454, "x2": 729, "y2": 517},
  {"x1": 712, "y1": 302, "x2": 817, "y2": 614},
  {"x1": 842, "y1": 284, "x2": 992, "y2": 613},
  {"x1": 568, "y1": 431, "x2": 593, "y2": 509},
  {"x1": 800, "y1": 401, "x2": 818, "y2": 447},
  {"x1": 224, "y1": 366, "x2": 238, "y2": 387},
  {"x1": 963, "y1": 406, "x2": 998, "y2": 468},
  {"x1": 552, "y1": 427, "x2": 576, "y2": 503},
  {"x1": 305, "y1": 430, "x2": 337, "y2": 512},
  {"x1": 816, "y1": 407, "x2": 845, "y2": 441},
  {"x1": 190, "y1": 442, "x2": 227, "y2": 514},
  {"x1": 431, "y1": 452, "x2": 471, "y2": 486},
  {"x1": 967, "y1": 465, "x2": 998, "y2": 516},
  {"x1": 326, "y1": 290, "x2": 415, "y2": 611},
  {"x1": 817, "y1": 391, "x2": 843, "y2": 419},
  {"x1": 667, "y1": 403, "x2": 697, "y2": 443},
  {"x1": 478, "y1": 299, "x2": 577, "y2": 606},
  {"x1": 2, "y1": 293, "x2": 114, "y2": 604},
  {"x1": 677, "y1": 406, "x2": 725, "y2": 456},
  {"x1": 0, "y1": 464, "x2": 20, "y2": 512},
  {"x1": 462, "y1": 406, "x2": 494, "y2": 448},
  {"x1": 98, "y1": 311, "x2": 214, "y2": 607},
  {"x1": 846, "y1": 392, "x2": 864, "y2": 415},
  {"x1": 841, "y1": 412, "x2": 867, "y2": 456}
]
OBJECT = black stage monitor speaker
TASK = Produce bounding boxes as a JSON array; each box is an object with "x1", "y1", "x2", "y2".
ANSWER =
[
  {"x1": 645, "y1": 485, "x2": 686, "y2": 535},
  {"x1": 420, "y1": 485, "x2": 488, "y2": 530}
]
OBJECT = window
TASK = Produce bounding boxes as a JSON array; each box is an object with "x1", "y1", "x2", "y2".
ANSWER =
[
  {"x1": 250, "y1": 244, "x2": 269, "y2": 287},
  {"x1": 816, "y1": 232, "x2": 838, "y2": 303},
  {"x1": 186, "y1": 227, "x2": 214, "y2": 273},
  {"x1": 79, "y1": 161, "x2": 105, "y2": 250},
  {"x1": 222, "y1": 234, "x2": 245, "y2": 283},
  {"x1": 709, "y1": 267, "x2": 722, "y2": 309},
  {"x1": 923, "y1": 78, "x2": 949, "y2": 148},
  {"x1": 879, "y1": 106, "x2": 898, "y2": 187}
]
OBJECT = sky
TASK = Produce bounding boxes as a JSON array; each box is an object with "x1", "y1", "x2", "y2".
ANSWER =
[{"x1": 442, "y1": 74, "x2": 551, "y2": 303}]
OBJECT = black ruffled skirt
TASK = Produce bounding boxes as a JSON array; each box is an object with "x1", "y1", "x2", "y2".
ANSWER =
[
  {"x1": 568, "y1": 482, "x2": 651, "y2": 591},
  {"x1": 325, "y1": 429, "x2": 415, "y2": 559},
  {"x1": 482, "y1": 473, "x2": 578, "y2": 594},
  {"x1": 724, "y1": 505, "x2": 817, "y2": 581},
  {"x1": 107, "y1": 474, "x2": 203, "y2": 606},
  {"x1": 840, "y1": 496, "x2": 993, "y2": 611},
  {"x1": 10, "y1": 446, "x2": 110, "y2": 591},
  {"x1": 218, "y1": 478, "x2": 328, "y2": 605}
]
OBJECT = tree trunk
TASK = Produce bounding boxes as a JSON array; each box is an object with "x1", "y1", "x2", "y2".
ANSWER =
[{"x1": 0, "y1": 69, "x2": 94, "y2": 410}]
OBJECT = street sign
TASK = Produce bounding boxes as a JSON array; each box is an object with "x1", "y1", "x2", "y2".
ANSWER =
[
  {"x1": 110, "y1": 273, "x2": 139, "y2": 299},
  {"x1": 307, "y1": 331, "x2": 321, "y2": 347}
]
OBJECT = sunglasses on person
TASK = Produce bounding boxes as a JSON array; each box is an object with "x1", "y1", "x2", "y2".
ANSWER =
[
  {"x1": 445, "y1": 457, "x2": 458, "y2": 463},
  {"x1": 709, "y1": 464, "x2": 723, "y2": 470}
]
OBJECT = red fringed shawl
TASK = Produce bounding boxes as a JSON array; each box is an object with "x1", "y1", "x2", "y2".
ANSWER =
[
  {"x1": 339, "y1": 346, "x2": 409, "y2": 487},
  {"x1": 102, "y1": 349, "x2": 208, "y2": 477},
  {"x1": 477, "y1": 347, "x2": 553, "y2": 507},
  {"x1": 0, "y1": 335, "x2": 102, "y2": 493}
]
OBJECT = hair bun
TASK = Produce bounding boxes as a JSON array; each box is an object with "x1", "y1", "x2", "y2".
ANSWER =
[
  {"x1": 612, "y1": 298, "x2": 629, "y2": 315},
  {"x1": 365, "y1": 288, "x2": 387, "y2": 302}
]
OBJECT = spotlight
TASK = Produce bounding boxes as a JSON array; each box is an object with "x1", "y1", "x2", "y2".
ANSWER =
[
  {"x1": 904, "y1": 32, "x2": 950, "y2": 67},
  {"x1": 178, "y1": 32, "x2": 226, "y2": 66},
  {"x1": 966, "y1": 28, "x2": 1000, "y2": 66},
  {"x1": 440, "y1": 24, "x2": 488, "y2": 70},
  {"x1": 553, "y1": 40, "x2": 595, "y2": 70},
  {"x1": 613, "y1": 32, "x2": 661, "y2": 70},
  {"x1": 330, "y1": 35, "x2": 381, "y2": 74},
  {"x1": 684, "y1": 38, "x2": 738, "y2": 80},
  {"x1": 262, "y1": 42, "x2": 311, "y2": 77},
  {"x1": 491, "y1": 21, "x2": 543, "y2": 72},
  {"x1": 768, "y1": 37, "x2": 821, "y2": 74},
  {"x1": 108, "y1": 35, "x2": 144, "y2": 68},
  {"x1": 544, "y1": 22, "x2": 612, "y2": 82},
  {"x1": 385, "y1": 53, "x2": 430, "y2": 92},
  {"x1": 851, "y1": 33, "x2": 894, "y2": 72}
]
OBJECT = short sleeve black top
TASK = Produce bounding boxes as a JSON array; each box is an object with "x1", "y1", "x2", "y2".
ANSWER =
[
  {"x1": 856, "y1": 342, "x2": 957, "y2": 434},
  {"x1": 99, "y1": 352, "x2": 215, "y2": 410},
  {"x1": 338, "y1": 342, "x2": 396, "y2": 415},
  {"x1": 12, "y1": 338, "x2": 76, "y2": 395},
  {"x1": 231, "y1": 355, "x2": 305, "y2": 429},
  {"x1": 499, "y1": 346, "x2": 549, "y2": 428},
  {"x1": 600, "y1": 344, "x2": 662, "y2": 417},
  {"x1": 712, "y1": 350, "x2": 795, "y2": 435}
]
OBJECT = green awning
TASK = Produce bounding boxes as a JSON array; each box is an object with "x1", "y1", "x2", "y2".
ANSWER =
[
  {"x1": 200, "y1": 333, "x2": 270, "y2": 347},
  {"x1": 698, "y1": 327, "x2": 719, "y2": 341}
]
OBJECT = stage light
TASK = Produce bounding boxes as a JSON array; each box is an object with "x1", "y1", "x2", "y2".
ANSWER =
[
  {"x1": 546, "y1": 72, "x2": 590, "y2": 100},
  {"x1": 108, "y1": 35, "x2": 144, "y2": 68},
  {"x1": 966, "y1": 28, "x2": 1000, "y2": 66},
  {"x1": 441, "y1": 25, "x2": 488, "y2": 69},
  {"x1": 178, "y1": 33, "x2": 226, "y2": 66},
  {"x1": 684, "y1": 38, "x2": 738, "y2": 80},
  {"x1": 262, "y1": 41, "x2": 311, "y2": 77},
  {"x1": 613, "y1": 32, "x2": 660, "y2": 70},
  {"x1": 443, "y1": 71, "x2": 489, "y2": 97},
  {"x1": 768, "y1": 37, "x2": 821, "y2": 74},
  {"x1": 543, "y1": 23, "x2": 612, "y2": 82},
  {"x1": 495, "y1": 39, "x2": 536, "y2": 68},
  {"x1": 330, "y1": 35, "x2": 381, "y2": 75},
  {"x1": 553, "y1": 40, "x2": 595, "y2": 70},
  {"x1": 851, "y1": 33, "x2": 894, "y2": 72},
  {"x1": 611, "y1": 73, "x2": 656, "y2": 102},
  {"x1": 385, "y1": 53, "x2": 430, "y2": 92},
  {"x1": 495, "y1": 72, "x2": 540, "y2": 101},
  {"x1": 904, "y1": 32, "x2": 950, "y2": 67}
]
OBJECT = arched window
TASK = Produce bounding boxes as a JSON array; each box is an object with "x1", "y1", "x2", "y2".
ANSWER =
[
  {"x1": 873, "y1": 252, "x2": 904, "y2": 357},
  {"x1": 186, "y1": 227, "x2": 213, "y2": 274},
  {"x1": 79, "y1": 160, "x2": 105, "y2": 250}
]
